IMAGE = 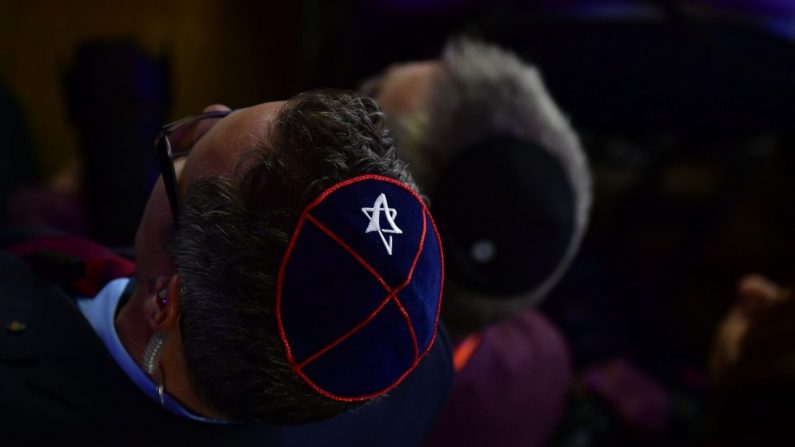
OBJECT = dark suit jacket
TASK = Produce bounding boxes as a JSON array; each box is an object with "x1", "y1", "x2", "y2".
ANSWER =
[{"x1": 0, "y1": 250, "x2": 452, "y2": 446}]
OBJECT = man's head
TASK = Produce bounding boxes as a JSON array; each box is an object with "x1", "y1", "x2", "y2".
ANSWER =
[
  {"x1": 366, "y1": 39, "x2": 591, "y2": 333},
  {"x1": 119, "y1": 91, "x2": 443, "y2": 424}
]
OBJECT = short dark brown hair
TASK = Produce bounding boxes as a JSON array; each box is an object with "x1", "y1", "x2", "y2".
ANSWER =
[{"x1": 171, "y1": 91, "x2": 417, "y2": 424}]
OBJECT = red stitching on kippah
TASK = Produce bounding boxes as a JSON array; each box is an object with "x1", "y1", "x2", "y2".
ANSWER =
[
  {"x1": 306, "y1": 215, "x2": 391, "y2": 291},
  {"x1": 275, "y1": 175, "x2": 444, "y2": 401},
  {"x1": 292, "y1": 356, "x2": 422, "y2": 403},
  {"x1": 307, "y1": 213, "x2": 425, "y2": 361},
  {"x1": 294, "y1": 211, "x2": 426, "y2": 369},
  {"x1": 391, "y1": 297, "x2": 419, "y2": 360},
  {"x1": 294, "y1": 286, "x2": 398, "y2": 370},
  {"x1": 425, "y1": 210, "x2": 445, "y2": 367},
  {"x1": 389, "y1": 208, "x2": 426, "y2": 361},
  {"x1": 292, "y1": 212, "x2": 443, "y2": 402},
  {"x1": 293, "y1": 205, "x2": 429, "y2": 401}
]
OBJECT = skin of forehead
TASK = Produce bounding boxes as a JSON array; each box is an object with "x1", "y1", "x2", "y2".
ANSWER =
[
  {"x1": 133, "y1": 101, "x2": 285, "y2": 285},
  {"x1": 179, "y1": 101, "x2": 285, "y2": 189},
  {"x1": 375, "y1": 61, "x2": 442, "y2": 117}
]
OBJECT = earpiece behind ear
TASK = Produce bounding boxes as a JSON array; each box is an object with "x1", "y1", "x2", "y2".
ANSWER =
[{"x1": 158, "y1": 288, "x2": 168, "y2": 307}]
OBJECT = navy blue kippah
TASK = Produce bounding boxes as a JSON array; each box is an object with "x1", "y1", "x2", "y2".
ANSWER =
[{"x1": 276, "y1": 175, "x2": 444, "y2": 401}]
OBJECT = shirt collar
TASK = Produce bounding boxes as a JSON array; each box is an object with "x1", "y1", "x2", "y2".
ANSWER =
[{"x1": 77, "y1": 278, "x2": 228, "y2": 425}]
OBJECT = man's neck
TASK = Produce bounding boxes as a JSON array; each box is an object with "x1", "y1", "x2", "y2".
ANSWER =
[
  {"x1": 114, "y1": 282, "x2": 153, "y2": 365},
  {"x1": 113, "y1": 282, "x2": 227, "y2": 420}
]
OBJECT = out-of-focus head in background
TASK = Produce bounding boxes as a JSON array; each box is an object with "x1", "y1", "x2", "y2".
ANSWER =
[{"x1": 367, "y1": 39, "x2": 592, "y2": 335}]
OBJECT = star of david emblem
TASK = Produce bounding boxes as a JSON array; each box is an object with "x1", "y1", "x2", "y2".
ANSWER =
[{"x1": 362, "y1": 193, "x2": 403, "y2": 255}]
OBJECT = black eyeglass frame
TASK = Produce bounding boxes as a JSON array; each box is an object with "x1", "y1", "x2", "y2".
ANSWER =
[{"x1": 154, "y1": 110, "x2": 232, "y2": 227}]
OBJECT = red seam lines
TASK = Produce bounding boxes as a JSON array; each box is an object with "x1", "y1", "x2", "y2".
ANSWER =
[
  {"x1": 274, "y1": 175, "x2": 444, "y2": 402},
  {"x1": 306, "y1": 215, "x2": 391, "y2": 291},
  {"x1": 294, "y1": 287, "x2": 399, "y2": 370},
  {"x1": 390, "y1": 209, "x2": 428, "y2": 361},
  {"x1": 302, "y1": 175, "x2": 428, "y2": 214},
  {"x1": 391, "y1": 296, "x2": 419, "y2": 360},
  {"x1": 296, "y1": 197, "x2": 427, "y2": 371},
  {"x1": 291, "y1": 211, "x2": 442, "y2": 403},
  {"x1": 423, "y1": 210, "x2": 445, "y2": 362}
]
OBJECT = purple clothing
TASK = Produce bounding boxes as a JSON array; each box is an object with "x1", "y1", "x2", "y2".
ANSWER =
[{"x1": 423, "y1": 309, "x2": 572, "y2": 447}]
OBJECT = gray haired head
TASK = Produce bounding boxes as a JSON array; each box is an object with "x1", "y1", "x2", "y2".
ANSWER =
[{"x1": 386, "y1": 38, "x2": 592, "y2": 333}]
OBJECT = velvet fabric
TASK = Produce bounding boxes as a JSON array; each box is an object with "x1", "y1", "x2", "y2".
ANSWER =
[{"x1": 278, "y1": 175, "x2": 444, "y2": 400}]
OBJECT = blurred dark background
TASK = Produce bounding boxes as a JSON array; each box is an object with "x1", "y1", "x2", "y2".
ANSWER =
[{"x1": 2, "y1": 0, "x2": 795, "y2": 443}]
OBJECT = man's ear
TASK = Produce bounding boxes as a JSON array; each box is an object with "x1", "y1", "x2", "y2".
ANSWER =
[{"x1": 150, "y1": 275, "x2": 182, "y2": 332}]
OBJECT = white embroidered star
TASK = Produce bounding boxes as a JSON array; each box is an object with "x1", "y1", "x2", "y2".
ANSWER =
[{"x1": 362, "y1": 193, "x2": 403, "y2": 255}]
